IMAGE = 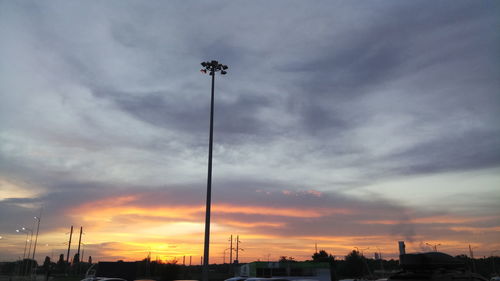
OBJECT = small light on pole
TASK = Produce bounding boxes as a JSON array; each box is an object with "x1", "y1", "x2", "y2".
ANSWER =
[
  {"x1": 17, "y1": 228, "x2": 33, "y2": 260},
  {"x1": 199, "y1": 60, "x2": 228, "y2": 281}
]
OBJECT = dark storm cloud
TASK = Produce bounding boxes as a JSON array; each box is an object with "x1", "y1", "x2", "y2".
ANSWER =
[
  {"x1": 109, "y1": 89, "x2": 274, "y2": 143},
  {"x1": 388, "y1": 129, "x2": 500, "y2": 175},
  {"x1": 277, "y1": 0, "x2": 499, "y2": 141}
]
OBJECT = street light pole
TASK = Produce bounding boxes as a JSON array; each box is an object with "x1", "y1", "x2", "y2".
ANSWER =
[
  {"x1": 32, "y1": 215, "x2": 41, "y2": 264},
  {"x1": 19, "y1": 227, "x2": 33, "y2": 276},
  {"x1": 16, "y1": 229, "x2": 30, "y2": 260},
  {"x1": 200, "y1": 60, "x2": 228, "y2": 281}
]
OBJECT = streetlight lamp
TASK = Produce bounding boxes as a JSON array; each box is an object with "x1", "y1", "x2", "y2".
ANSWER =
[
  {"x1": 200, "y1": 60, "x2": 228, "y2": 281},
  {"x1": 16, "y1": 228, "x2": 31, "y2": 260},
  {"x1": 16, "y1": 227, "x2": 33, "y2": 276}
]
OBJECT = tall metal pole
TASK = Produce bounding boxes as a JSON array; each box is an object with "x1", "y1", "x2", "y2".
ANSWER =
[
  {"x1": 31, "y1": 214, "x2": 41, "y2": 279},
  {"x1": 32, "y1": 215, "x2": 41, "y2": 262},
  {"x1": 76, "y1": 227, "x2": 83, "y2": 263},
  {"x1": 66, "y1": 226, "x2": 73, "y2": 265},
  {"x1": 25, "y1": 227, "x2": 34, "y2": 277},
  {"x1": 202, "y1": 69, "x2": 215, "y2": 281},
  {"x1": 200, "y1": 60, "x2": 228, "y2": 281},
  {"x1": 235, "y1": 235, "x2": 240, "y2": 263},
  {"x1": 229, "y1": 235, "x2": 233, "y2": 266},
  {"x1": 20, "y1": 231, "x2": 29, "y2": 260},
  {"x1": 27, "y1": 227, "x2": 34, "y2": 263}
]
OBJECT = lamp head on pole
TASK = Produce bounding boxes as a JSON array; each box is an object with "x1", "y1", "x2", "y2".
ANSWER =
[{"x1": 200, "y1": 60, "x2": 229, "y2": 76}]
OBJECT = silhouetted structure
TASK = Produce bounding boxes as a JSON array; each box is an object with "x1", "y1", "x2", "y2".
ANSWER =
[{"x1": 388, "y1": 252, "x2": 488, "y2": 280}]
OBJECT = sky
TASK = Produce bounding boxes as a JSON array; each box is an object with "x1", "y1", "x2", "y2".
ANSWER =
[{"x1": 0, "y1": 0, "x2": 499, "y2": 264}]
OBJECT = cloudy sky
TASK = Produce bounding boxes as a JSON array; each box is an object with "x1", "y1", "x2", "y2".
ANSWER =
[{"x1": 1, "y1": 0, "x2": 499, "y2": 263}]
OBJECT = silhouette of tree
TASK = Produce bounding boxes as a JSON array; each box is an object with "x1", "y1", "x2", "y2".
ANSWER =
[
  {"x1": 339, "y1": 250, "x2": 364, "y2": 278},
  {"x1": 279, "y1": 256, "x2": 296, "y2": 262},
  {"x1": 56, "y1": 254, "x2": 66, "y2": 273},
  {"x1": 73, "y1": 253, "x2": 80, "y2": 264},
  {"x1": 43, "y1": 256, "x2": 51, "y2": 269},
  {"x1": 312, "y1": 250, "x2": 335, "y2": 264},
  {"x1": 311, "y1": 250, "x2": 337, "y2": 281}
]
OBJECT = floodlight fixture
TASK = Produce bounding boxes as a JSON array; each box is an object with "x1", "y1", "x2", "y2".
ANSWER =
[{"x1": 200, "y1": 60, "x2": 229, "y2": 77}]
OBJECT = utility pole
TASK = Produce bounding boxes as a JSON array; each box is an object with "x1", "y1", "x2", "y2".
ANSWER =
[
  {"x1": 235, "y1": 236, "x2": 241, "y2": 263},
  {"x1": 189, "y1": 256, "x2": 192, "y2": 266},
  {"x1": 229, "y1": 235, "x2": 233, "y2": 265},
  {"x1": 66, "y1": 226, "x2": 73, "y2": 265},
  {"x1": 76, "y1": 227, "x2": 83, "y2": 263}
]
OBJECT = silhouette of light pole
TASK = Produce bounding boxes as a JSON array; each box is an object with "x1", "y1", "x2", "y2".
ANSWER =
[
  {"x1": 200, "y1": 60, "x2": 228, "y2": 281},
  {"x1": 17, "y1": 227, "x2": 33, "y2": 276}
]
